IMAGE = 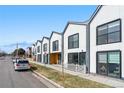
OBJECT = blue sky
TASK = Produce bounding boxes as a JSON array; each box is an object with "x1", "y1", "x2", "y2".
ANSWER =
[{"x1": 0, "y1": 5, "x2": 97, "y2": 53}]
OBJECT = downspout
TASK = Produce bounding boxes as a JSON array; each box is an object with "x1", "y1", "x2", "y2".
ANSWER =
[
  {"x1": 86, "y1": 23, "x2": 90, "y2": 73},
  {"x1": 61, "y1": 31, "x2": 65, "y2": 86},
  {"x1": 41, "y1": 42, "x2": 42, "y2": 63},
  {"x1": 49, "y1": 39, "x2": 50, "y2": 64},
  {"x1": 61, "y1": 34, "x2": 63, "y2": 65},
  {"x1": 62, "y1": 33, "x2": 64, "y2": 67}
]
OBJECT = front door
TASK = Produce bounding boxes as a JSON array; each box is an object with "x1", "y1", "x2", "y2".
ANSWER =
[{"x1": 79, "y1": 52, "x2": 86, "y2": 65}]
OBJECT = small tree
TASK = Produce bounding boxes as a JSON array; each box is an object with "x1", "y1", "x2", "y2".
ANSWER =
[
  {"x1": 12, "y1": 48, "x2": 26, "y2": 57},
  {"x1": 0, "y1": 51, "x2": 8, "y2": 57}
]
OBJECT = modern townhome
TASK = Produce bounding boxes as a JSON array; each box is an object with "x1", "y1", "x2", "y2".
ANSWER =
[
  {"x1": 26, "y1": 47, "x2": 32, "y2": 58},
  {"x1": 36, "y1": 40, "x2": 42, "y2": 62},
  {"x1": 63, "y1": 22, "x2": 87, "y2": 71},
  {"x1": 50, "y1": 31, "x2": 62, "y2": 64},
  {"x1": 31, "y1": 43, "x2": 36, "y2": 61},
  {"x1": 41, "y1": 37, "x2": 50, "y2": 64},
  {"x1": 89, "y1": 5, "x2": 124, "y2": 79}
]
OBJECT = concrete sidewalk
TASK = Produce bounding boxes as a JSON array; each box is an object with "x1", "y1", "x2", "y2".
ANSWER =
[{"x1": 30, "y1": 61, "x2": 124, "y2": 88}]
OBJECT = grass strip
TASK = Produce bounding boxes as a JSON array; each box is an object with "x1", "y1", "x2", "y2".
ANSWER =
[{"x1": 30, "y1": 63, "x2": 112, "y2": 88}]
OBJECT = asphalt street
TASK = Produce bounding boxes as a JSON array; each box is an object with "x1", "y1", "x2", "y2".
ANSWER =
[{"x1": 0, "y1": 56, "x2": 48, "y2": 88}]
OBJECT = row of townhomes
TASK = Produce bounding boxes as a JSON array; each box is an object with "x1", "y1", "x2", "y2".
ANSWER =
[
  {"x1": 27, "y1": 5, "x2": 124, "y2": 79},
  {"x1": 26, "y1": 47, "x2": 32, "y2": 58}
]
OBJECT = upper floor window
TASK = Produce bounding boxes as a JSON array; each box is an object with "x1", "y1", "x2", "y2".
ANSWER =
[
  {"x1": 43, "y1": 43, "x2": 47, "y2": 52},
  {"x1": 34, "y1": 48, "x2": 36, "y2": 54},
  {"x1": 68, "y1": 33, "x2": 79, "y2": 49},
  {"x1": 37, "y1": 46, "x2": 40, "y2": 53},
  {"x1": 97, "y1": 19, "x2": 121, "y2": 45},
  {"x1": 52, "y1": 40, "x2": 59, "y2": 51}
]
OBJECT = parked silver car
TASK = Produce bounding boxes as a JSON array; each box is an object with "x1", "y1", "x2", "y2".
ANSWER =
[
  {"x1": 12, "y1": 57, "x2": 20, "y2": 64},
  {"x1": 14, "y1": 59, "x2": 30, "y2": 71}
]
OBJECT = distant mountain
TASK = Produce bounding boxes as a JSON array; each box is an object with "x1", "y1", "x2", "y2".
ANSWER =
[{"x1": 0, "y1": 41, "x2": 32, "y2": 53}]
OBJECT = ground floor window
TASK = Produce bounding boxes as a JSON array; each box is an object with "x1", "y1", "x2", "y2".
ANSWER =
[
  {"x1": 37, "y1": 54, "x2": 41, "y2": 62},
  {"x1": 97, "y1": 51, "x2": 121, "y2": 78},
  {"x1": 68, "y1": 53, "x2": 78, "y2": 64},
  {"x1": 68, "y1": 52, "x2": 86, "y2": 65},
  {"x1": 43, "y1": 54, "x2": 48, "y2": 64}
]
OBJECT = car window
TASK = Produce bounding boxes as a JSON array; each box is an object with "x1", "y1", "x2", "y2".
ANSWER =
[{"x1": 18, "y1": 61, "x2": 29, "y2": 64}]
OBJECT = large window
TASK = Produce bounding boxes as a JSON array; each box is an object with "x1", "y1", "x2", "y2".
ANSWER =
[
  {"x1": 43, "y1": 54, "x2": 48, "y2": 64},
  {"x1": 37, "y1": 54, "x2": 41, "y2": 62},
  {"x1": 68, "y1": 33, "x2": 79, "y2": 49},
  {"x1": 43, "y1": 43, "x2": 47, "y2": 52},
  {"x1": 68, "y1": 53, "x2": 78, "y2": 64},
  {"x1": 97, "y1": 53, "x2": 107, "y2": 75},
  {"x1": 97, "y1": 51, "x2": 121, "y2": 78},
  {"x1": 79, "y1": 52, "x2": 86, "y2": 65},
  {"x1": 68, "y1": 52, "x2": 85, "y2": 65},
  {"x1": 52, "y1": 40, "x2": 59, "y2": 51},
  {"x1": 34, "y1": 48, "x2": 36, "y2": 55},
  {"x1": 108, "y1": 52, "x2": 120, "y2": 77},
  {"x1": 37, "y1": 46, "x2": 40, "y2": 53},
  {"x1": 97, "y1": 19, "x2": 121, "y2": 45}
]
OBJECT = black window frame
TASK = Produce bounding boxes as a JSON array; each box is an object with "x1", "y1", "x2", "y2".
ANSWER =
[
  {"x1": 68, "y1": 33, "x2": 79, "y2": 49},
  {"x1": 96, "y1": 19, "x2": 121, "y2": 45},
  {"x1": 43, "y1": 43, "x2": 47, "y2": 52},
  {"x1": 37, "y1": 46, "x2": 40, "y2": 53},
  {"x1": 68, "y1": 52, "x2": 86, "y2": 65},
  {"x1": 96, "y1": 50, "x2": 121, "y2": 78},
  {"x1": 68, "y1": 53, "x2": 78, "y2": 65},
  {"x1": 52, "y1": 40, "x2": 59, "y2": 51}
]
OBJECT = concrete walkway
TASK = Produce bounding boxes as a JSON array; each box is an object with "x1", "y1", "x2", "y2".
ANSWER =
[{"x1": 31, "y1": 61, "x2": 124, "y2": 88}]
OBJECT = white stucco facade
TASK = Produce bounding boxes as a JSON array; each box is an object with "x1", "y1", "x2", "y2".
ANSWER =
[
  {"x1": 36, "y1": 41, "x2": 42, "y2": 62},
  {"x1": 63, "y1": 23, "x2": 86, "y2": 67},
  {"x1": 31, "y1": 43, "x2": 37, "y2": 61},
  {"x1": 41, "y1": 37, "x2": 50, "y2": 63},
  {"x1": 36, "y1": 41, "x2": 42, "y2": 54},
  {"x1": 31, "y1": 44, "x2": 35, "y2": 57},
  {"x1": 50, "y1": 32, "x2": 62, "y2": 53},
  {"x1": 26, "y1": 47, "x2": 32, "y2": 58},
  {"x1": 90, "y1": 6, "x2": 124, "y2": 78}
]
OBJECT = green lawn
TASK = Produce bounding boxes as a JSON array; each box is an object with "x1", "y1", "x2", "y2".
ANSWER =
[{"x1": 30, "y1": 63, "x2": 112, "y2": 88}]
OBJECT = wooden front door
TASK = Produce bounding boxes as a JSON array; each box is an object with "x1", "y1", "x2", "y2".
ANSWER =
[{"x1": 50, "y1": 53, "x2": 59, "y2": 64}]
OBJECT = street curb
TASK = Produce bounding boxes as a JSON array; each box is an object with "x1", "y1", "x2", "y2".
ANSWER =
[{"x1": 31, "y1": 70, "x2": 64, "y2": 88}]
